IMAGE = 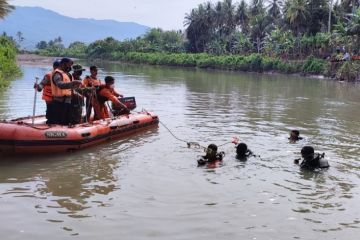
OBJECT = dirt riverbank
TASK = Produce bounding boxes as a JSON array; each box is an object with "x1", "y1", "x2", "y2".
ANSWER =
[{"x1": 16, "y1": 53, "x2": 61, "y2": 66}]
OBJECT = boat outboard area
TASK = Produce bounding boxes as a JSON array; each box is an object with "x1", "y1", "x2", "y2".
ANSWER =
[{"x1": 0, "y1": 111, "x2": 159, "y2": 155}]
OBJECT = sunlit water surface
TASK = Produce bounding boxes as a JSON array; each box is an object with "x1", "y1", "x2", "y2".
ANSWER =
[{"x1": 0, "y1": 63, "x2": 360, "y2": 240}]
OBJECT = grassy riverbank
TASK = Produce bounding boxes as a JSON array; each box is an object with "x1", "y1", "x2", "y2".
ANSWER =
[
  {"x1": 0, "y1": 36, "x2": 22, "y2": 88},
  {"x1": 112, "y1": 52, "x2": 331, "y2": 76},
  {"x1": 35, "y1": 48, "x2": 333, "y2": 76}
]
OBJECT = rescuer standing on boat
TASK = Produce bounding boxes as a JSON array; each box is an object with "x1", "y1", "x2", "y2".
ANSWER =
[
  {"x1": 34, "y1": 59, "x2": 60, "y2": 123},
  {"x1": 82, "y1": 65, "x2": 102, "y2": 121},
  {"x1": 70, "y1": 64, "x2": 86, "y2": 124},
  {"x1": 48, "y1": 57, "x2": 82, "y2": 125}
]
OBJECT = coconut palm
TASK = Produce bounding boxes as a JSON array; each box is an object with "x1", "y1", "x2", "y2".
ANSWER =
[
  {"x1": 347, "y1": 8, "x2": 360, "y2": 34},
  {"x1": 284, "y1": 0, "x2": 308, "y2": 34},
  {"x1": 341, "y1": 0, "x2": 360, "y2": 14},
  {"x1": 0, "y1": 0, "x2": 14, "y2": 19},
  {"x1": 184, "y1": 3, "x2": 214, "y2": 52},
  {"x1": 284, "y1": 0, "x2": 309, "y2": 56},
  {"x1": 221, "y1": 0, "x2": 236, "y2": 37},
  {"x1": 250, "y1": 12, "x2": 271, "y2": 53},
  {"x1": 346, "y1": 7, "x2": 360, "y2": 52},
  {"x1": 235, "y1": 0, "x2": 250, "y2": 34},
  {"x1": 267, "y1": 0, "x2": 283, "y2": 22}
]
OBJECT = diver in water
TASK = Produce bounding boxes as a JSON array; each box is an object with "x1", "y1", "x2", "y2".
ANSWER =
[
  {"x1": 197, "y1": 144, "x2": 225, "y2": 166},
  {"x1": 235, "y1": 143, "x2": 254, "y2": 160},
  {"x1": 294, "y1": 146, "x2": 329, "y2": 170},
  {"x1": 289, "y1": 130, "x2": 303, "y2": 143}
]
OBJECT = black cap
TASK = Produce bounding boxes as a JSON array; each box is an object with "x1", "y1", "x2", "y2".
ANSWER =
[
  {"x1": 301, "y1": 146, "x2": 314, "y2": 157},
  {"x1": 90, "y1": 65, "x2": 98, "y2": 71},
  {"x1": 72, "y1": 64, "x2": 85, "y2": 72},
  {"x1": 104, "y1": 76, "x2": 115, "y2": 84},
  {"x1": 236, "y1": 143, "x2": 248, "y2": 155},
  {"x1": 291, "y1": 130, "x2": 300, "y2": 136},
  {"x1": 60, "y1": 57, "x2": 73, "y2": 65},
  {"x1": 207, "y1": 144, "x2": 218, "y2": 152},
  {"x1": 53, "y1": 59, "x2": 61, "y2": 68}
]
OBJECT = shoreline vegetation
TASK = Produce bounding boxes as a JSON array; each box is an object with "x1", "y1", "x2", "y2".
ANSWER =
[
  {"x1": 0, "y1": 36, "x2": 21, "y2": 88},
  {"x1": 17, "y1": 52, "x2": 360, "y2": 82},
  {"x1": 28, "y1": 49, "x2": 360, "y2": 80},
  {"x1": 29, "y1": 0, "x2": 360, "y2": 82},
  {"x1": 3, "y1": 0, "x2": 360, "y2": 86}
]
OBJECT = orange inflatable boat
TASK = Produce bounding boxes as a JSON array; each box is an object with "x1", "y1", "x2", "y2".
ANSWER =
[{"x1": 0, "y1": 111, "x2": 159, "y2": 154}]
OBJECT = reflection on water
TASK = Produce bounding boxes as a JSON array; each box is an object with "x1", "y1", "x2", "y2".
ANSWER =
[
  {"x1": 0, "y1": 150, "x2": 118, "y2": 234},
  {"x1": 0, "y1": 63, "x2": 360, "y2": 239}
]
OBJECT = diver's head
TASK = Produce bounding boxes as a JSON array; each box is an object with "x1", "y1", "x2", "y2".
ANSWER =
[
  {"x1": 236, "y1": 143, "x2": 248, "y2": 157},
  {"x1": 301, "y1": 146, "x2": 314, "y2": 160},
  {"x1": 206, "y1": 144, "x2": 218, "y2": 159},
  {"x1": 290, "y1": 130, "x2": 300, "y2": 140}
]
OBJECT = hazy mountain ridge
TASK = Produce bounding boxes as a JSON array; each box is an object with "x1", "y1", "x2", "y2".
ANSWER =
[{"x1": 0, "y1": 6, "x2": 150, "y2": 49}]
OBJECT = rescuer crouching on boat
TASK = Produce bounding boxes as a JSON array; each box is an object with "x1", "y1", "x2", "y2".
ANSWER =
[
  {"x1": 294, "y1": 146, "x2": 330, "y2": 170},
  {"x1": 82, "y1": 65, "x2": 102, "y2": 121},
  {"x1": 92, "y1": 76, "x2": 129, "y2": 120},
  {"x1": 48, "y1": 57, "x2": 82, "y2": 125}
]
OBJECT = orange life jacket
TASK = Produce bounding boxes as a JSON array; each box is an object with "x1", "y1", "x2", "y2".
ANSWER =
[
  {"x1": 50, "y1": 69, "x2": 72, "y2": 97},
  {"x1": 42, "y1": 71, "x2": 53, "y2": 103},
  {"x1": 82, "y1": 76, "x2": 101, "y2": 87}
]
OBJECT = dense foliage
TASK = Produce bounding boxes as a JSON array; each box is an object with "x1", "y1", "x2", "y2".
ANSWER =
[
  {"x1": 0, "y1": 36, "x2": 21, "y2": 87},
  {"x1": 0, "y1": 0, "x2": 14, "y2": 19},
  {"x1": 33, "y1": 0, "x2": 360, "y2": 80}
]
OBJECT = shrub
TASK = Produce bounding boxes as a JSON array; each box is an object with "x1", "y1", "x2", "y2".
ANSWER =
[
  {"x1": 0, "y1": 36, "x2": 21, "y2": 88},
  {"x1": 302, "y1": 56, "x2": 327, "y2": 74}
]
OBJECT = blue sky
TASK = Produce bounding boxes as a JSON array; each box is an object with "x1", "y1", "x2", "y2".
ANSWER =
[{"x1": 10, "y1": 0, "x2": 211, "y2": 30}]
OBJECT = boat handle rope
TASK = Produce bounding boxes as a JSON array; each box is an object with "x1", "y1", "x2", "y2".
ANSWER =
[{"x1": 22, "y1": 121, "x2": 52, "y2": 130}]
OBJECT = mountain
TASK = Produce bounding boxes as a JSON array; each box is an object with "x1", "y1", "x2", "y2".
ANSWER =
[{"x1": 0, "y1": 6, "x2": 150, "y2": 49}]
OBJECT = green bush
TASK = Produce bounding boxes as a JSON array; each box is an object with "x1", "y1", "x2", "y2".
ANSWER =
[
  {"x1": 336, "y1": 61, "x2": 360, "y2": 81},
  {"x1": 302, "y1": 56, "x2": 327, "y2": 74},
  {"x1": 0, "y1": 36, "x2": 21, "y2": 88}
]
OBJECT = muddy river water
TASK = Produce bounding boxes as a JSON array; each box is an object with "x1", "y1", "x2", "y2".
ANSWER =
[{"x1": 0, "y1": 63, "x2": 360, "y2": 240}]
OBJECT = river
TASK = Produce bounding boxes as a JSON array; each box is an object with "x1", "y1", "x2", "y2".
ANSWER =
[{"x1": 0, "y1": 63, "x2": 360, "y2": 240}]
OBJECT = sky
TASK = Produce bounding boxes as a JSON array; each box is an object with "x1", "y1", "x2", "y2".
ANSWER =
[{"x1": 10, "y1": 0, "x2": 213, "y2": 30}]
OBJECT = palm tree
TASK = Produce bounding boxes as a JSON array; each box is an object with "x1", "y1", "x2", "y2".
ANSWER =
[
  {"x1": 284, "y1": 0, "x2": 309, "y2": 56},
  {"x1": 267, "y1": 0, "x2": 283, "y2": 21},
  {"x1": 347, "y1": 8, "x2": 360, "y2": 52},
  {"x1": 214, "y1": 1, "x2": 224, "y2": 37},
  {"x1": 250, "y1": 0, "x2": 265, "y2": 16},
  {"x1": 250, "y1": 12, "x2": 271, "y2": 53},
  {"x1": 221, "y1": 0, "x2": 236, "y2": 37},
  {"x1": 341, "y1": 0, "x2": 360, "y2": 14},
  {"x1": 235, "y1": 0, "x2": 250, "y2": 34},
  {"x1": 284, "y1": 0, "x2": 308, "y2": 34},
  {"x1": 184, "y1": 3, "x2": 214, "y2": 52},
  {"x1": 0, "y1": 0, "x2": 14, "y2": 19}
]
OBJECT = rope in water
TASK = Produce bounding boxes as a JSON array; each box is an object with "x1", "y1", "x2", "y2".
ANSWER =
[
  {"x1": 159, "y1": 120, "x2": 206, "y2": 149},
  {"x1": 159, "y1": 120, "x2": 237, "y2": 150}
]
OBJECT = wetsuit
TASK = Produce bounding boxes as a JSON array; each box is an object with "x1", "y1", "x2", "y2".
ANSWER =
[{"x1": 300, "y1": 153, "x2": 329, "y2": 170}]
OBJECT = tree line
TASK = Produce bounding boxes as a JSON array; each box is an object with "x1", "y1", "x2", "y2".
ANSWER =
[
  {"x1": 0, "y1": 1, "x2": 21, "y2": 88},
  {"x1": 2, "y1": 0, "x2": 360, "y2": 82},
  {"x1": 34, "y1": 1, "x2": 360, "y2": 64},
  {"x1": 184, "y1": 0, "x2": 360, "y2": 57}
]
